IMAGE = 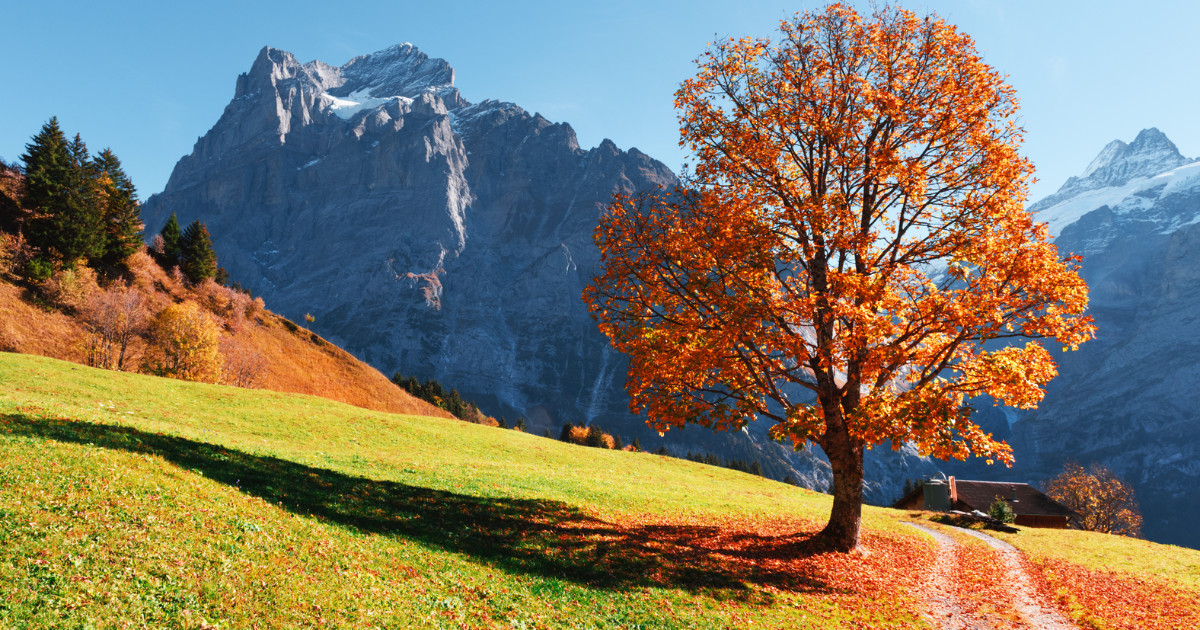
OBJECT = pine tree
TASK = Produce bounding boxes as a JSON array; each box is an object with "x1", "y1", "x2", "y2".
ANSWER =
[
  {"x1": 559, "y1": 423, "x2": 574, "y2": 442},
  {"x1": 585, "y1": 425, "x2": 606, "y2": 448},
  {"x1": 21, "y1": 118, "x2": 102, "y2": 265},
  {"x1": 179, "y1": 220, "x2": 217, "y2": 283},
  {"x1": 632, "y1": 438, "x2": 641, "y2": 452},
  {"x1": 93, "y1": 148, "x2": 142, "y2": 267},
  {"x1": 158, "y1": 212, "x2": 182, "y2": 269}
]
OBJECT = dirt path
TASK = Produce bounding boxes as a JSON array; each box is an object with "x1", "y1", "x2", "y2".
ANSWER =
[{"x1": 902, "y1": 522, "x2": 1077, "y2": 630}]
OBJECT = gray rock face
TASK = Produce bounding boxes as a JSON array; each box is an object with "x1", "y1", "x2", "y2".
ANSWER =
[
  {"x1": 945, "y1": 130, "x2": 1200, "y2": 548},
  {"x1": 143, "y1": 44, "x2": 870, "y2": 490}
]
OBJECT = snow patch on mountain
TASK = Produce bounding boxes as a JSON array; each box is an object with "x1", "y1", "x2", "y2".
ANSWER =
[{"x1": 324, "y1": 89, "x2": 414, "y2": 121}]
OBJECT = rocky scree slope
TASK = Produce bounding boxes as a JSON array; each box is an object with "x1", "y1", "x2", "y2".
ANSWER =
[
  {"x1": 946, "y1": 128, "x2": 1200, "y2": 548},
  {"x1": 142, "y1": 44, "x2": 876, "y2": 490}
]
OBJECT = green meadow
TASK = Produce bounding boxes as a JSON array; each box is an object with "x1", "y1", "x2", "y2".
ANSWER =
[{"x1": 0, "y1": 352, "x2": 920, "y2": 629}]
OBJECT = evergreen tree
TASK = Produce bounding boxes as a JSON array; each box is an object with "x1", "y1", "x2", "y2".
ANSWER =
[
  {"x1": 21, "y1": 118, "x2": 102, "y2": 265},
  {"x1": 559, "y1": 423, "x2": 574, "y2": 442},
  {"x1": 585, "y1": 425, "x2": 606, "y2": 448},
  {"x1": 632, "y1": 438, "x2": 641, "y2": 452},
  {"x1": 514, "y1": 417, "x2": 527, "y2": 431},
  {"x1": 92, "y1": 148, "x2": 142, "y2": 266},
  {"x1": 179, "y1": 220, "x2": 217, "y2": 283},
  {"x1": 498, "y1": 416, "x2": 508, "y2": 429},
  {"x1": 158, "y1": 212, "x2": 182, "y2": 269},
  {"x1": 749, "y1": 461, "x2": 764, "y2": 477}
]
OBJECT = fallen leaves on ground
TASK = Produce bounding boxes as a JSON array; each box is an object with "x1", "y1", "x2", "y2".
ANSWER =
[{"x1": 1037, "y1": 557, "x2": 1200, "y2": 630}]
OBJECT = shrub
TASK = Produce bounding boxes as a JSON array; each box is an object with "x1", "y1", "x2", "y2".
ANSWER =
[
  {"x1": 145, "y1": 301, "x2": 222, "y2": 383},
  {"x1": 25, "y1": 255, "x2": 53, "y2": 283},
  {"x1": 0, "y1": 231, "x2": 33, "y2": 278},
  {"x1": 42, "y1": 263, "x2": 99, "y2": 311},
  {"x1": 124, "y1": 250, "x2": 159, "y2": 292},
  {"x1": 988, "y1": 497, "x2": 1016, "y2": 523}
]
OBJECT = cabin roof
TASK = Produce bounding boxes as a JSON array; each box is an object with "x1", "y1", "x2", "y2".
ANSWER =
[{"x1": 952, "y1": 480, "x2": 1076, "y2": 518}]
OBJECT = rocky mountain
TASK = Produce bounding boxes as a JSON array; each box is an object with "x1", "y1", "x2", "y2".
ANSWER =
[
  {"x1": 945, "y1": 128, "x2": 1200, "y2": 548},
  {"x1": 142, "y1": 44, "x2": 862, "y2": 490}
]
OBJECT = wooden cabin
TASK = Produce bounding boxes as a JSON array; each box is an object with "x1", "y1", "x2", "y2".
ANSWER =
[{"x1": 894, "y1": 476, "x2": 1075, "y2": 528}]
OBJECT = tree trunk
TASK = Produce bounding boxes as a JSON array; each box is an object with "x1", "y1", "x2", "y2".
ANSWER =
[{"x1": 818, "y1": 433, "x2": 865, "y2": 552}]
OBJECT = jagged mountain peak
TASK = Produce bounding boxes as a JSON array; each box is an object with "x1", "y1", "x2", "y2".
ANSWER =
[
  {"x1": 237, "y1": 43, "x2": 460, "y2": 107},
  {"x1": 1078, "y1": 127, "x2": 1186, "y2": 183},
  {"x1": 336, "y1": 43, "x2": 456, "y2": 100},
  {"x1": 1046, "y1": 128, "x2": 1190, "y2": 202}
]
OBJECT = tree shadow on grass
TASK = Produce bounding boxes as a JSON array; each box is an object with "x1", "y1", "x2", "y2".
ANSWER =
[{"x1": 2, "y1": 413, "x2": 842, "y2": 601}]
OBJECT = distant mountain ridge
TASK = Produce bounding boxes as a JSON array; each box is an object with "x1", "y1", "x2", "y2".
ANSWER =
[
  {"x1": 947, "y1": 128, "x2": 1200, "y2": 548},
  {"x1": 143, "y1": 43, "x2": 851, "y2": 489}
]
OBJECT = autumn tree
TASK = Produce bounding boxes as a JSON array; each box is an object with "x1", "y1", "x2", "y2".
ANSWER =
[
  {"x1": 146, "y1": 301, "x2": 222, "y2": 383},
  {"x1": 82, "y1": 280, "x2": 148, "y2": 371},
  {"x1": 585, "y1": 4, "x2": 1094, "y2": 551},
  {"x1": 1044, "y1": 462, "x2": 1142, "y2": 537}
]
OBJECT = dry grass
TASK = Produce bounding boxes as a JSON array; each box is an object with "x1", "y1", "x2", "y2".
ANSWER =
[
  {"x1": 242, "y1": 314, "x2": 450, "y2": 417},
  {"x1": 0, "y1": 281, "x2": 84, "y2": 360}
]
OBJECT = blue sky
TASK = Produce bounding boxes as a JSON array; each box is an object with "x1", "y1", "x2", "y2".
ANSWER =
[{"x1": 3, "y1": 1, "x2": 1197, "y2": 203}]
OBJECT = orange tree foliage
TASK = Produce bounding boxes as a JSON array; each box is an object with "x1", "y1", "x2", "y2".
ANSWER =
[
  {"x1": 584, "y1": 4, "x2": 1094, "y2": 552},
  {"x1": 1044, "y1": 462, "x2": 1142, "y2": 537},
  {"x1": 145, "y1": 301, "x2": 222, "y2": 384}
]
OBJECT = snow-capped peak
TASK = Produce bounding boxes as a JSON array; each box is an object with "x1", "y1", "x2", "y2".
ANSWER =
[
  {"x1": 1066, "y1": 127, "x2": 1187, "y2": 191},
  {"x1": 1028, "y1": 128, "x2": 1194, "y2": 238}
]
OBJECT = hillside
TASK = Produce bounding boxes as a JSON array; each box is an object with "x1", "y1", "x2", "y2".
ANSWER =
[
  {"x1": 0, "y1": 244, "x2": 451, "y2": 419},
  {"x1": 2, "y1": 353, "x2": 1198, "y2": 629}
]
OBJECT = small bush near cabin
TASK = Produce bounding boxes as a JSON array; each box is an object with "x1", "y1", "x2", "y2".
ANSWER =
[{"x1": 988, "y1": 497, "x2": 1016, "y2": 524}]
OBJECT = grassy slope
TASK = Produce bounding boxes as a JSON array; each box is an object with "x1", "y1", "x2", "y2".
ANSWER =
[
  {"x1": 3, "y1": 353, "x2": 1198, "y2": 629},
  {"x1": 1, "y1": 353, "x2": 927, "y2": 629}
]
